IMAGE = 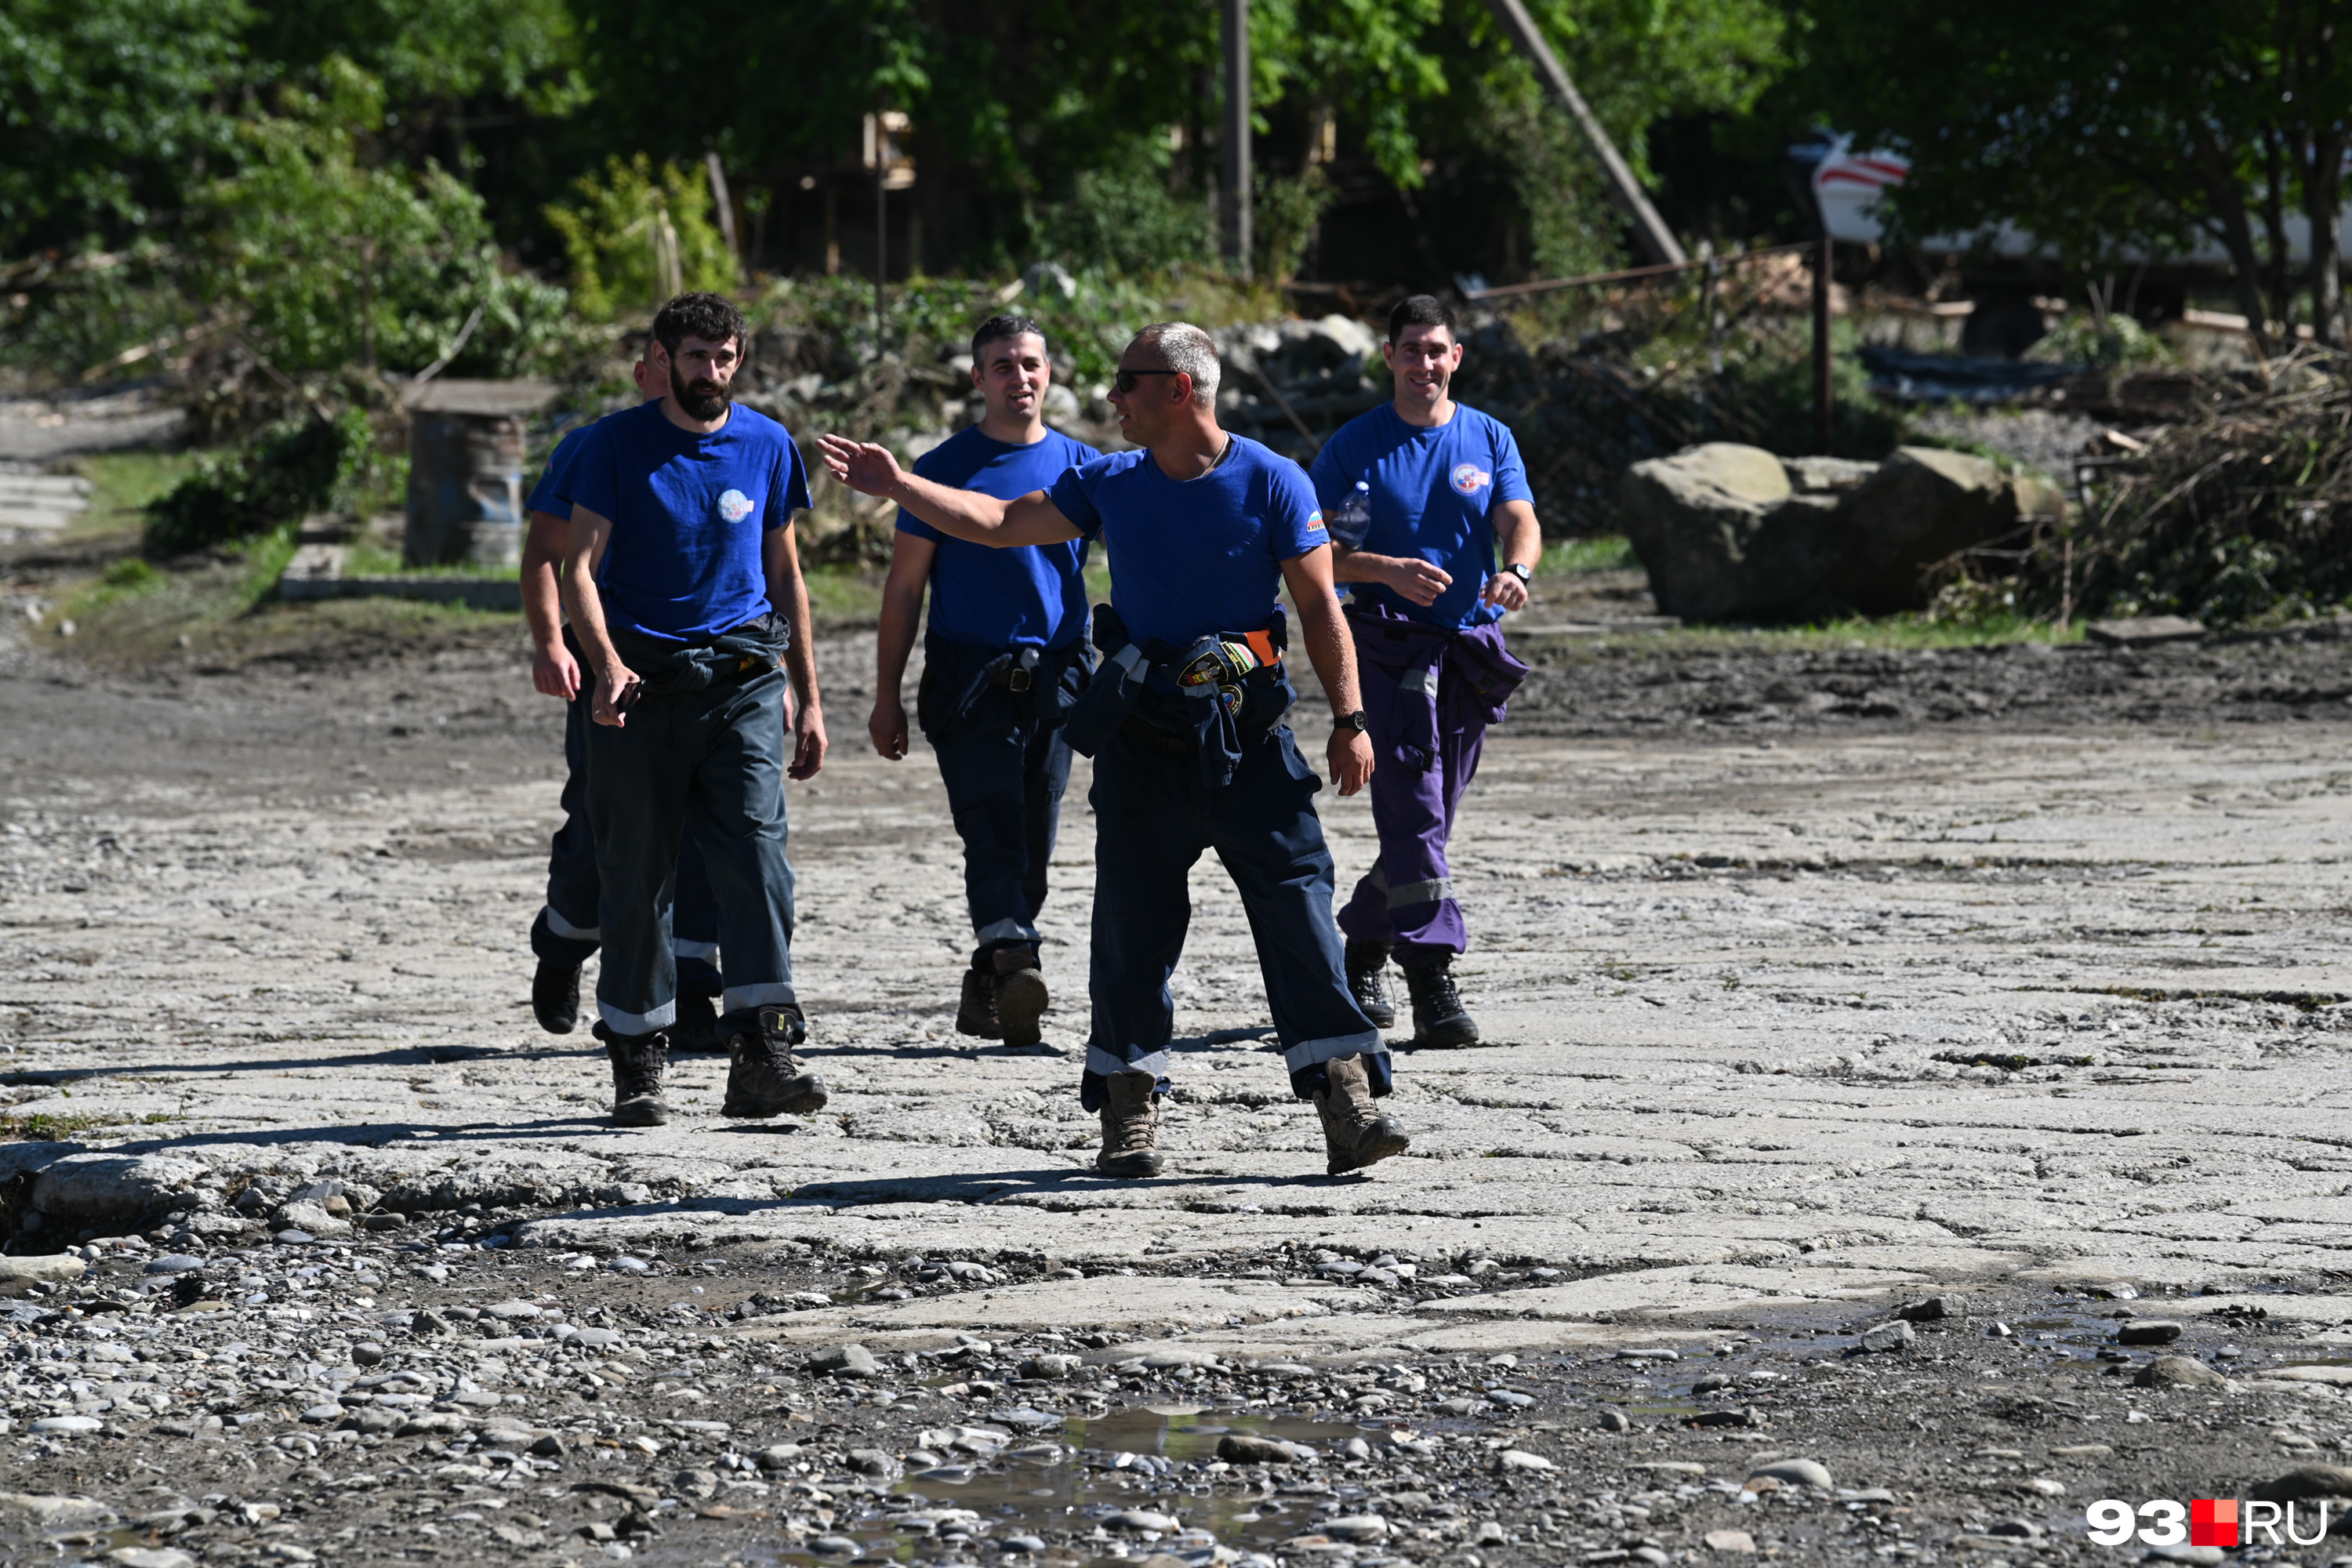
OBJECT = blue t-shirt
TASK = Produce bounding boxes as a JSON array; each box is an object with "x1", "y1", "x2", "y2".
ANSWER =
[
  {"x1": 568, "y1": 401, "x2": 812, "y2": 644},
  {"x1": 1048, "y1": 437, "x2": 1328, "y2": 649},
  {"x1": 525, "y1": 424, "x2": 597, "y2": 519},
  {"x1": 1308, "y1": 402, "x2": 1533, "y2": 629},
  {"x1": 898, "y1": 426, "x2": 1098, "y2": 650}
]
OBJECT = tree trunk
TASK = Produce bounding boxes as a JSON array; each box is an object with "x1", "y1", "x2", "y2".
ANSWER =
[
  {"x1": 2307, "y1": 124, "x2": 2347, "y2": 347},
  {"x1": 2262, "y1": 129, "x2": 2296, "y2": 330},
  {"x1": 2194, "y1": 133, "x2": 2279, "y2": 350},
  {"x1": 2291, "y1": 5, "x2": 2347, "y2": 347}
]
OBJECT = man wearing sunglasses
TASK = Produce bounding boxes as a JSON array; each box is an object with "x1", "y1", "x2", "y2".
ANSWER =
[
  {"x1": 868, "y1": 314, "x2": 1099, "y2": 1047},
  {"x1": 821, "y1": 323, "x2": 1408, "y2": 1182},
  {"x1": 1310, "y1": 294, "x2": 1538, "y2": 1051}
]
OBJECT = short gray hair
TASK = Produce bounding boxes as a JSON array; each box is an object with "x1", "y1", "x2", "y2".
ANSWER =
[{"x1": 1129, "y1": 321, "x2": 1220, "y2": 408}]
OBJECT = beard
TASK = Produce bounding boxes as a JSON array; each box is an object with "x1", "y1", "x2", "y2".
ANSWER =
[{"x1": 670, "y1": 363, "x2": 731, "y2": 420}]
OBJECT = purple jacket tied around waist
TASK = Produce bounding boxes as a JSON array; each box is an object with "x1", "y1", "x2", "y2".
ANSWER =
[{"x1": 1344, "y1": 601, "x2": 1530, "y2": 769}]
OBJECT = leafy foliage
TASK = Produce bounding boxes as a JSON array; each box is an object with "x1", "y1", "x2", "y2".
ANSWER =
[
  {"x1": 545, "y1": 155, "x2": 738, "y2": 322},
  {"x1": 192, "y1": 60, "x2": 573, "y2": 377},
  {"x1": 146, "y1": 408, "x2": 377, "y2": 555},
  {"x1": 0, "y1": 0, "x2": 252, "y2": 252},
  {"x1": 1784, "y1": 1, "x2": 2352, "y2": 341}
]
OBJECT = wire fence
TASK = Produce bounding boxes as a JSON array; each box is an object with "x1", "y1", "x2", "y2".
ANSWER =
[{"x1": 1443, "y1": 240, "x2": 1903, "y2": 534}]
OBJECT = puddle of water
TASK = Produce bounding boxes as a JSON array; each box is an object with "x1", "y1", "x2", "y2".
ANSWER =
[{"x1": 725, "y1": 1406, "x2": 1396, "y2": 1567}]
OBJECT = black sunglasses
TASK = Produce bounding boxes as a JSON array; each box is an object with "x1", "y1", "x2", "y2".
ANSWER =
[{"x1": 1111, "y1": 368, "x2": 1182, "y2": 394}]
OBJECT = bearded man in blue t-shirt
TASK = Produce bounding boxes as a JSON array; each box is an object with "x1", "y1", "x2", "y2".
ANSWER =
[
  {"x1": 564, "y1": 292, "x2": 830, "y2": 1130},
  {"x1": 823, "y1": 323, "x2": 1409, "y2": 1182},
  {"x1": 1309, "y1": 295, "x2": 1541, "y2": 1050},
  {"x1": 868, "y1": 314, "x2": 1099, "y2": 1047},
  {"x1": 517, "y1": 348, "x2": 726, "y2": 1048}
]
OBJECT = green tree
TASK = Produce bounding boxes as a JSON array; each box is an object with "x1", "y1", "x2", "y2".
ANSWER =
[
  {"x1": 1788, "y1": 0, "x2": 2352, "y2": 346},
  {"x1": 0, "y1": 0, "x2": 252, "y2": 252},
  {"x1": 194, "y1": 58, "x2": 571, "y2": 376},
  {"x1": 544, "y1": 154, "x2": 739, "y2": 321}
]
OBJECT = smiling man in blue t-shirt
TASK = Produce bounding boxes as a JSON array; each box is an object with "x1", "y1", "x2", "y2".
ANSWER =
[
  {"x1": 869, "y1": 314, "x2": 1098, "y2": 1047},
  {"x1": 1310, "y1": 294, "x2": 1540, "y2": 1051},
  {"x1": 823, "y1": 322, "x2": 1410, "y2": 1183},
  {"x1": 564, "y1": 292, "x2": 829, "y2": 1131}
]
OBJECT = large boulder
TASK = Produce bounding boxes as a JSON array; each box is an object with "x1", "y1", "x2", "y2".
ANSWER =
[
  {"x1": 1617, "y1": 442, "x2": 1839, "y2": 621},
  {"x1": 1835, "y1": 447, "x2": 2019, "y2": 614},
  {"x1": 1619, "y1": 442, "x2": 2049, "y2": 622}
]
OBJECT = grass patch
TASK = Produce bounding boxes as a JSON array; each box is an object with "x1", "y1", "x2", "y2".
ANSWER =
[
  {"x1": 1545, "y1": 535, "x2": 1639, "y2": 575},
  {"x1": 343, "y1": 539, "x2": 521, "y2": 580},
  {"x1": 0, "y1": 1108, "x2": 181, "y2": 1141},
  {"x1": 1524, "y1": 611, "x2": 2085, "y2": 655},
  {"x1": 65, "y1": 448, "x2": 207, "y2": 539},
  {"x1": 804, "y1": 562, "x2": 887, "y2": 626}
]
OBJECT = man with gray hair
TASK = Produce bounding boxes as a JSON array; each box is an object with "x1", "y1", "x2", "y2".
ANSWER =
[{"x1": 821, "y1": 322, "x2": 1409, "y2": 1181}]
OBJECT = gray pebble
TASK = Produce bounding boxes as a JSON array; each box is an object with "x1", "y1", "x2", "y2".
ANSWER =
[
  {"x1": 2116, "y1": 1319, "x2": 2183, "y2": 1346},
  {"x1": 812, "y1": 1343, "x2": 881, "y2": 1379},
  {"x1": 1857, "y1": 1320, "x2": 1915, "y2": 1353},
  {"x1": 143, "y1": 1255, "x2": 207, "y2": 1275},
  {"x1": 2136, "y1": 1356, "x2": 2223, "y2": 1388},
  {"x1": 1748, "y1": 1458, "x2": 1833, "y2": 1490}
]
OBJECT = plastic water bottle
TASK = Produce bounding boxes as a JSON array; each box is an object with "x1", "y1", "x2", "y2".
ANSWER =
[{"x1": 1328, "y1": 479, "x2": 1372, "y2": 549}]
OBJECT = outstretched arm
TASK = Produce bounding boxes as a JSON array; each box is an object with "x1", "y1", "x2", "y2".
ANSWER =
[
  {"x1": 1279, "y1": 545, "x2": 1374, "y2": 798},
  {"x1": 818, "y1": 435, "x2": 1082, "y2": 547}
]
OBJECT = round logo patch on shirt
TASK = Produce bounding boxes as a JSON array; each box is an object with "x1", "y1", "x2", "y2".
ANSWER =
[
  {"x1": 1450, "y1": 463, "x2": 1493, "y2": 496},
  {"x1": 717, "y1": 488, "x2": 755, "y2": 524}
]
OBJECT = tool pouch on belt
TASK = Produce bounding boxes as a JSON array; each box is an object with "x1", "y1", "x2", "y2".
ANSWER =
[
  {"x1": 916, "y1": 636, "x2": 1092, "y2": 745},
  {"x1": 610, "y1": 611, "x2": 787, "y2": 698},
  {"x1": 1067, "y1": 604, "x2": 1293, "y2": 789}
]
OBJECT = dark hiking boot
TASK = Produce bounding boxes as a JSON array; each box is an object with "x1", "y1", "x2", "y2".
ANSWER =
[
  {"x1": 993, "y1": 944, "x2": 1050, "y2": 1049},
  {"x1": 599, "y1": 1026, "x2": 671, "y2": 1127},
  {"x1": 1401, "y1": 951, "x2": 1480, "y2": 1048},
  {"x1": 532, "y1": 961, "x2": 581, "y2": 1035},
  {"x1": 956, "y1": 967, "x2": 1001, "y2": 1039},
  {"x1": 1345, "y1": 939, "x2": 1396, "y2": 1029},
  {"x1": 723, "y1": 1006, "x2": 828, "y2": 1117},
  {"x1": 1095, "y1": 1068, "x2": 1164, "y2": 1178},
  {"x1": 1312, "y1": 1054, "x2": 1410, "y2": 1176},
  {"x1": 669, "y1": 989, "x2": 726, "y2": 1054}
]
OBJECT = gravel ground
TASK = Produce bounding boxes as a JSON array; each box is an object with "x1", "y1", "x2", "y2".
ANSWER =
[{"x1": 2, "y1": 1236, "x2": 2341, "y2": 1568}]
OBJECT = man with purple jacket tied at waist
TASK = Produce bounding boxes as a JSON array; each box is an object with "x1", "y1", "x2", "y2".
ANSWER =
[{"x1": 1310, "y1": 294, "x2": 1539, "y2": 1048}]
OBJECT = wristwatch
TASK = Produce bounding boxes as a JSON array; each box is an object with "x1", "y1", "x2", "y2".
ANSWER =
[
  {"x1": 1336, "y1": 710, "x2": 1370, "y2": 733},
  {"x1": 1504, "y1": 561, "x2": 1534, "y2": 583}
]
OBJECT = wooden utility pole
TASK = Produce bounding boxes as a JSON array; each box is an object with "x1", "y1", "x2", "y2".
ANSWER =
[
  {"x1": 1221, "y1": 0, "x2": 1253, "y2": 278},
  {"x1": 1480, "y1": 0, "x2": 1685, "y2": 268},
  {"x1": 1813, "y1": 234, "x2": 1835, "y2": 454}
]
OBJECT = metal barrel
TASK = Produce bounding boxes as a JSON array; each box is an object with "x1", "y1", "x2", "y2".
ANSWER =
[{"x1": 401, "y1": 380, "x2": 559, "y2": 569}]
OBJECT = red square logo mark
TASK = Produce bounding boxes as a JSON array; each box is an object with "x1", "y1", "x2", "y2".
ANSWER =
[{"x1": 2190, "y1": 1499, "x2": 2239, "y2": 1548}]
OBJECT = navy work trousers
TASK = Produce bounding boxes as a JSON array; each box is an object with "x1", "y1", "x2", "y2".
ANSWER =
[
  {"x1": 583, "y1": 664, "x2": 797, "y2": 1035},
  {"x1": 1081, "y1": 722, "x2": 1387, "y2": 1110},
  {"x1": 917, "y1": 636, "x2": 1084, "y2": 965},
  {"x1": 533, "y1": 632, "x2": 720, "y2": 994}
]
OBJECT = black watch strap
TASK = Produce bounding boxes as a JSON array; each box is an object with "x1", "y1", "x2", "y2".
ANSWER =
[
  {"x1": 1505, "y1": 561, "x2": 1534, "y2": 582},
  {"x1": 1336, "y1": 710, "x2": 1370, "y2": 733}
]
